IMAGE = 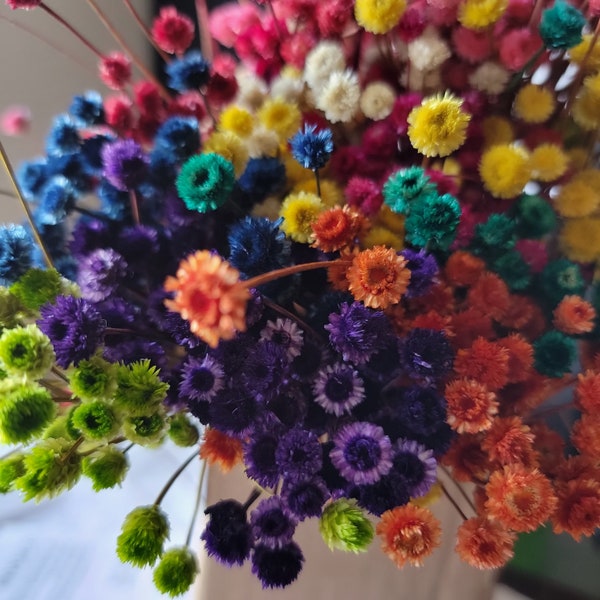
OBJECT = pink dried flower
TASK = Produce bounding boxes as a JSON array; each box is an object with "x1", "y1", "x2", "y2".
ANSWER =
[
  {"x1": 0, "y1": 105, "x2": 31, "y2": 136},
  {"x1": 104, "y1": 95, "x2": 134, "y2": 133},
  {"x1": 427, "y1": 168, "x2": 459, "y2": 197},
  {"x1": 99, "y1": 52, "x2": 132, "y2": 90},
  {"x1": 397, "y1": 4, "x2": 427, "y2": 42},
  {"x1": 205, "y1": 55, "x2": 239, "y2": 106},
  {"x1": 316, "y1": 0, "x2": 354, "y2": 37},
  {"x1": 6, "y1": 0, "x2": 41, "y2": 8},
  {"x1": 151, "y1": 6, "x2": 195, "y2": 55},
  {"x1": 498, "y1": 28, "x2": 543, "y2": 71},
  {"x1": 281, "y1": 29, "x2": 317, "y2": 69},
  {"x1": 452, "y1": 26, "x2": 493, "y2": 63},
  {"x1": 168, "y1": 91, "x2": 207, "y2": 121},
  {"x1": 505, "y1": 0, "x2": 536, "y2": 22},
  {"x1": 390, "y1": 93, "x2": 423, "y2": 136},
  {"x1": 134, "y1": 81, "x2": 165, "y2": 117},
  {"x1": 362, "y1": 120, "x2": 398, "y2": 160},
  {"x1": 209, "y1": 2, "x2": 262, "y2": 47},
  {"x1": 345, "y1": 176, "x2": 383, "y2": 217},
  {"x1": 426, "y1": 0, "x2": 461, "y2": 26}
]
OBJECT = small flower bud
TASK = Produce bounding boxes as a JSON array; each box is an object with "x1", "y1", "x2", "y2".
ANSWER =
[
  {"x1": 82, "y1": 446, "x2": 129, "y2": 491},
  {"x1": 153, "y1": 546, "x2": 198, "y2": 597},
  {"x1": 168, "y1": 413, "x2": 199, "y2": 447},
  {"x1": 319, "y1": 498, "x2": 374, "y2": 553}
]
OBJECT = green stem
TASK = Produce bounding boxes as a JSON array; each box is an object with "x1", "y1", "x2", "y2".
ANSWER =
[
  {"x1": 185, "y1": 458, "x2": 208, "y2": 546},
  {"x1": 154, "y1": 451, "x2": 198, "y2": 506}
]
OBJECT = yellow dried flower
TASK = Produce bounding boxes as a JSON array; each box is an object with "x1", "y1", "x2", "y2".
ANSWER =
[
  {"x1": 513, "y1": 85, "x2": 555, "y2": 123},
  {"x1": 555, "y1": 179, "x2": 600, "y2": 217},
  {"x1": 481, "y1": 116, "x2": 514, "y2": 147},
  {"x1": 374, "y1": 205, "x2": 405, "y2": 234},
  {"x1": 560, "y1": 218, "x2": 600, "y2": 263},
  {"x1": 361, "y1": 226, "x2": 404, "y2": 250},
  {"x1": 570, "y1": 34, "x2": 600, "y2": 73},
  {"x1": 573, "y1": 72, "x2": 600, "y2": 130},
  {"x1": 354, "y1": 0, "x2": 407, "y2": 34},
  {"x1": 293, "y1": 178, "x2": 343, "y2": 207},
  {"x1": 407, "y1": 92, "x2": 471, "y2": 157},
  {"x1": 529, "y1": 144, "x2": 569, "y2": 182},
  {"x1": 577, "y1": 168, "x2": 600, "y2": 189},
  {"x1": 203, "y1": 131, "x2": 249, "y2": 177},
  {"x1": 279, "y1": 192, "x2": 325, "y2": 243},
  {"x1": 257, "y1": 99, "x2": 301, "y2": 140},
  {"x1": 218, "y1": 105, "x2": 255, "y2": 138},
  {"x1": 479, "y1": 144, "x2": 531, "y2": 199},
  {"x1": 458, "y1": 0, "x2": 508, "y2": 29}
]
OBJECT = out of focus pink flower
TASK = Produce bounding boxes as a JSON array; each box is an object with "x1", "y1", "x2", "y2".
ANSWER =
[
  {"x1": 209, "y1": 2, "x2": 262, "y2": 47},
  {"x1": 0, "y1": 105, "x2": 31, "y2": 136}
]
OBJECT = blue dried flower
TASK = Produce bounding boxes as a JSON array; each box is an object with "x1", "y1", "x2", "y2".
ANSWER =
[
  {"x1": 17, "y1": 158, "x2": 48, "y2": 200},
  {"x1": 166, "y1": 50, "x2": 211, "y2": 91},
  {"x1": 238, "y1": 157, "x2": 286, "y2": 203},
  {"x1": 45, "y1": 114, "x2": 81, "y2": 156},
  {"x1": 69, "y1": 91, "x2": 105, "y2": 126},
  {"x1": 0, "y1": 224, "x2": 34, "y2": 285},
  {"x1": 153, "y1": 116, "x2": 201, "y2": 163},
  {"x1": 37, "y1": 175, "x2": 76, "y2": 226},
  {"x1": 289, "y1": 124, "x2": 333, "y2": 170}
]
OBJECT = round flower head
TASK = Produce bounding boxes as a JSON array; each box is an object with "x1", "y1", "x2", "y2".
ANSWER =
[
  {"x1": 0, "y1": 224, "x2": 34, "y2": 286},
  {"x1": 250, "y1": 496, "x2": 297, "y2": 548},
  {"x1": 404, "y1": 193, "x2": 461, "y2": 251},
  {"x1": 304, "y1": 41, "x2": 346, "y2": 92},
  {"x1": 251, "y1": 542, "x2": 304, "y2": 589},
  {"x1": 313, "y1": 362, "x2": 365, "y2": 416},
  {"x1": 260, "y1": 318, "x2": 303, "y2": 361},
  {"x1": 289, "y1": 124, "x2": 333, "y2": 171},
  {"x1": 407, "y1": 93, "x2": 470, "y2": 157},
  {"x1": 153, "y1": 547, "x2": 198, "y2": 597},
  {"x1": 479, "y1": 144, "x2": 530, "y2": 199},
  {"x1": 355, "y1": 0, "x2": 406, "y2": 34},
  {"x1": 330, "y1": 421, "x2": 393, "y2": 485},
  {"x1": 166, "y1": 51, "x2": 211, "y2": 91},
  {"x1": 279, "y1": 192, "x2": 324, "y2": 243},
  {"x1": 282, "y1": 476, "x2": 329, "y2": 520},
  {"x1": 244, "y1": 428, "x2": 282, "y2": 488},
  {"x1": 456, "y1": 517, "x2": 516, "y2": 569},
  {"x1": 176, "y1": 153, "x2": 235, "y2": 213},
  {"x1": 458, "y1": 0, "x2": 507, "y2": 30},
  {"x1": 179, "y1": 355, "x2": 224, "y2": 403},
  {"x1": 316, "y1": 70, "x2": 360, "y2": 123},
  {"x1": 360, "y1": 82, "x2": 396, "y2": 121},
  {"x1": 164, "y1": 250, "x2": 250, "y2": 348},
  {"x1": 276, "y1": 427, "x2": 323, "y2": 483},
  {"x1": 513, "y1": 85, "x2": 555, "y2": 124},
  {"x1": 539, "y1": 0, "x2": 586, "y2": 49},
  {"x1": 393, "y1": 438, "x2": 437, "y2": 498},
  {"x1": 101, "y1": 139, "x2": 148, "y2": 191},
  {"x1": 151, "y1": 6, "x2": 195, "y2": 54},
  {"x1": 401, "y1": 328, "x2": 454, "y2": 381},
  {"x1": 319, "y1": 498, "x2": 374, "y2": 553},
  {"x1": 383, "y1": 167, "x2": 435, "y2": 214}
]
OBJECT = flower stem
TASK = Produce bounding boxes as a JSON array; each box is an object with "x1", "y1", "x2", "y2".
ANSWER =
[
  {"x1": 185, "y1": 458, "x2": 208, "y2": 546},
  {"x1": 439, "y1": 479, "x2": 468, "y2": 521},
  {"x1": 129, "y1": 189, "x2": 141, "y2": 225},
  {"x1": 0, "y1": 138, "x2": 54, "y2": 269},
  {"x1": 260, "y1": 295, "x2": 323, "y2": 342},
  {"x1": 194, "y1": 0, "x2": 214, "y2": 62},
  {"x1": 51, "y1": 366, "x2": 70, "y2": 383},
  {"x1": 154, "y1": 451, "x2": 198, "y2": 506},
  {"x1": 242, "y1": 488, "x2": 262, "y2": 511},
  {"x1": 122, "y1": 0, "x2": 171, "y2": 63},
  {"x1": 314, "y1": 168, "x2": 322, "y2": 198},
  {"x1": 243, "y1": 260, "x2": 339, "y2": 289}
]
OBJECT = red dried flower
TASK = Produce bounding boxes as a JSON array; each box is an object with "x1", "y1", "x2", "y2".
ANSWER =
[
  {"x1": 311, "y1": 206, "x2": 365, "y2": 252},
  {"x1": 451, "y1": 308, "x2": 495, "y2": 350},
  {"x1": 467, "y1": 272, "x2": 510, "y2": 321},
  {"x1": 442, "y1": 433, "x2": 490, "y2": 483},
  {"x1": 151, "y1": 6, "x2": 195, "y2": 55},
  {"x1": 454, "y1": 338, "x2": 510, "y2": 392},
  {"x1": 104, "y1": 95, "x2": 134, "y2": 133},
  {"x1": 498, "y1": 334, "x2": 534, "y2": 384},
  {"x1": 99, "y1": 52, "x2": 132, "y2": 90},
  {"x1": 200, "y1": 428, "x2": 243, "y2": 473},
  {"x1": 316, "y1": 0, "x2": 354, "y2": 37},
  {"x1": 134, "y1": 81, "x2": 166, "y2": 117},
  {"x1": 575, "y1": 370, "x2": 600, "y2": 413},
  {"x1": 456, "y1": 516, "x2": 516, "y2": 569},
  {"x1": 529, "y1": 422, "x2": 566, "y2": 477},
  {"x1": 553, "y1": 295, "x2": 596, "y2": 335},
  {"x1": 444, "y1": 250, "x2": 486, "y2": 287},
  {"x1": 571, "y1": 415, "x2": 600, "y2": 461}
]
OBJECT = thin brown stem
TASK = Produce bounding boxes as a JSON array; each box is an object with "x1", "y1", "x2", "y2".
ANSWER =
[
  {"x1": 0, "y1": 138, "x2": 54, "y2": 269},
  {"x1": 185, "y1": 458, "x2": 208, "y2": 546},
  {"x1": 314, "y1": 168, "x2": 322, "y2": 198},
  {"x1": 439, "y1": 465, "x2": 477, "y2": 514},
  {"x1": 129, "y1": 189, "x2": 140, "y2": 225},
  {"x1": 439, "y1": 480, "x2": 468, "y2": 521},
  {"x1": 260, "y1": 295, "x2": 323, "y2": 342},
  {"x1": 243, "y1": 260, "x2": 339, "y2": 289},
  {"x1": 122, "y1": 0, "x2": 171, "y2": 63},
  {"x1": 51, "y1": 366, "x2": 70, "y2": 383},
  {"x1": 154, "y1": 451, "x2": 198, "y2": 506},
  {"x1": 61, "y1": 436, "x2": 85, "y2": 464},
  {"x1": 194, "y1": 0, "x2": 214, "y2": 62}
]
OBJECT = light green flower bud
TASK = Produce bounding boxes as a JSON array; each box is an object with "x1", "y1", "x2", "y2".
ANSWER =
[
  {"x1": 319, "y1": 498, "x2": 374, "y2": 553},
  {"x1": 153, "y1": 546, "x2": 198, "y2": 597},
  {"x1": 82, "y1": 446, "x2": 129, "y2": 491}
]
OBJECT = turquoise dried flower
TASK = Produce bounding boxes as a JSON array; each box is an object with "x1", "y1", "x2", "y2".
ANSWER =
[
  {"x1": 383, "y1": 166, "x2": 435, "y2": 214},
  {"x1": 533, "y1": 330, "x2": 576, "y2": 377},
  {"x1": 319, "y1": 498, "x2": 374, "y2": 553},
  {"x1": 168, "y1": 413, "x2": 199, "y2": 447},
  {"x1": 539, "y1": 258, "x2": 585, "y2": 308},
  {"x1": 404, "y1": 193, "x2": 461, "y2": 251},
  {"x1": 15, "y1": 438, "x2": 81, "y2": 501},
  {"x1": 491, "y1": 251, "x2": 531, "y2": 292},
  {"x1": 0, "y1": 383, "x2": 56, "y2": 444},
  {"x1": 0, "y1": 453, "x2": 25, "y2": 493},
  {"x1": 0, "y1": 324, "x2": 55, "y2": 379},
  {"x1": 69, "y1": 355, "x2": 117, "y2": 402},
  {"x1": 82, "y1": 446, "x2": 129, "y2": 491},
  {"x1": 10, "y1": 268, "x2": 62, "y2": 311},
  {"x1": 113, "y1": 359, "x2": 169, "y2": 416},
  {"x1": 539, "y1": 0, "x2": 586, "y2": 49},
  {"x1": 513, "y1": 194, "x2": 557, "y2": 239},
  {"x1": 70, "y1": 400, "x2": 119, "y2": 441},
  {"x1": 472, "y1": 213, "x2": 516, "y2": 259},
  {"x1": 123, "y1": 411, "x2": 167, "y2": 447},
  {"x1": 176, "y1": 152, "x2": 235, "y2": 213},
  {"x1": 116, "y1": 505, "x2": 170, "y2": 567},
  {"x1": 153, "y1": 546, "x2": 199, "y2": 597}
]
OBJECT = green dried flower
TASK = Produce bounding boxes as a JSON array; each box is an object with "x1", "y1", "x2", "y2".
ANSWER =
[
  {"x1": 0, "y1": 383, "x2": 56, "y2": 444},
  {"x1": 513, "y1": 194, "x2": 557, "y2": 239},
  {"x1": 10, "y1": 268, "x2": 62, "y2": 311},
  {"x1": 15, "y1": 438, "x2": 81, "y2": 501},
  {"x1": 533, "y1": 330, "x2": 576, "y2": 378},
  {"x1": 491, "y1": 250, "x2": 531, "y2": 291},
  {"x1": 43, "y1": 414, "x2": 76, "y2": 440},
  {"x1": 153, "y1": 546, "x2": 198, "y2": 597},
  {"x1": 71, "y1": 401, "x2": 119, "y2": 441},
  {"x1": 116, "y1": 505, "x2": 170, "y2": 567},
  {"x1": 123, "y1": 411, "x2": 167, "y2": 447},
  {"x1": 0, "y1": 287, "x2": 27, "y2": 328},
  {"x1": 472, "y1": 213, "x2": 516, "y2": 260},
  {"x1": 69, "y1": 355, "x2": 117, "y2": 402},
  {"x1": 539, "y1": 258, "x2": 585, "y2": 308},
  {"x1": 0, "y1": 324, "x2": 55, "y2": 379},
  {"x1": 0, "y1": 453, "x2": 25, "y2": 493},
  {"x1": 82, "y1": 446, "x2": 129, "y2": 491},
  {"x1": 114, "y1": 360, "x2": 169, "y2": 417},
  {"x1": 168, "y1": 413, "x2": 199, "y2": 447},
  {"x1": 319, "y1": 498, "x2": 374, "y2": 553},
  {"x1": 404, "y1": 193, "x2": 461, "y2": 251}
]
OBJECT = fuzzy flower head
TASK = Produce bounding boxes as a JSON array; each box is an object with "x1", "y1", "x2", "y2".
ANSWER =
[
  {"x1": 102, "y1": 139, "x2": 148, "y2": 191},
  {"x1": 407, "y1": 93, "x2": 470, "y2": 158},
  {"x1": 479, "y1": 144, "x2": 531, "y2": 199},
  {"x1": 164, "y1": 250, "x2": 250, "y2": 348},
  {"x1": 290, "y1": 125, "x2": 333, "y2": 171},
  {"x1": 458, "y1": 0, "x2": 508, "y2": 30},
  {"x1": 319, "y1": 499, "x2": 374, "y2": 553},
  {"x1": 279, "y1": 192, "x2": 325, "y2": 243},
  {"x1": 354, "y1": 0, "x2": 407, "y2": 34},
  {"x1": 539, "y1": 0, "x2": 586, "y2": 49},
  {"x1": 316, "y1": 70, "x2": 360, "y2": 123},
  {"x1": 151, "y1": 6, "x2": 195, "y2": 55},
  {"x1": 313, "y1": 362, "x2": 365, "y2": 416}
]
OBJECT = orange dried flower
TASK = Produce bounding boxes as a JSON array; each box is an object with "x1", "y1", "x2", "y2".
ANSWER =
[
  {"x1": 410, "y1": 310, "x2": 454, "y2": 337},
  {"x1": 554, "y1": 455, "x2": 600, "y2": 487},
  {"x1": 571, "y1": 414, "x2": 600, "y2": 460},
  {"x1": 529, "y1": 422, "x2": 566, "y2": 477},
  {"x1": 444, "y1": 250, "x2": 486, "y2": 287},
  {"x1": 165, "y1": 250, "x2": 250, "y2": 347},
  {"x1": 327, "y1": 247, "x2": 356, "y2": 291},
  {"x1": 552, "y1": 478, "x2": 600, "y2": 541},
  {"x1": 454, "y1": 338, "x2": 510, "y2": 392},
  {"x1": 575, "y1": 369, "x2": 600, "y2": 413},
  {"x1": 498, "y1": 334, "x2": 533, "y2": 384},
  {"x1": 445, "y1": 378, "x2": 498, "y2": 434},
  {"x1": 498, "y1": 373, "x2": 553, "y2": 416},
  {"x1": 467, "y1": 272, "x2": 510, "y2": 321},
  {"x1": 451, "y1": 308, "x2": 495, "y2": 349},
  {"x1": 496, "y1": 294, "x2": 536, "y2": 331},
  {"x1": 376, "y1": 504, "x2": 442, "y2": 568},
  {"x1": 485, "y1": 465, "x2": 557, "y2": 532},
  {"x1": 311, "y1": 206, "x2": 366, "y2": 252},
  {"x1": 409, "y1": 282, "x2": 455, "y2": 315},
  {"x1": 455, "y1": 516, "x2": 516, "y2": 569},
  {"x1": 346, "y1": 245, "x2": 411, "y2": 309},
  {"x1": 481, "y1": 416, "x2": 538, "y2": 468},
  {"x1": 553, "y1": 295, "x2": 596, "y2": 335},
  {"x1": 199, "y1": 428, "x2": 243, "y2": 472},
  {"x1": 441, "y1": 433, "x2": 490, "y2": 483}
]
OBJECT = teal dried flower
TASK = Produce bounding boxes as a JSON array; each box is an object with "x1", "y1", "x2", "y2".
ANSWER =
[
  {"x1": 116, "y1": 505, "x2": 170, "y2": 567},
  {"x1": 123, "y1": 411, "x2": 167, "y2": 447},
  {"x1": 533, "y1": 330, "x2": 576, "y2": 377},
  {"x1": 15, "y1": 438, "x2": 81, "y2": 501},
  {"x1": 82, "y1": 446, "x2": 129, "y2": 491},
  {"x1": 491, "y1": 250, "x2": 531, "y2": 291},
  {"x1": 0, "y1": 383, "x2": 56, "y2": 444},
  {"x1": 0, "y1": 453, "x2": 25, "y2": 493},
  {"x1": 153, "y1": 546, "x2": 199, "y2": 597},
  {"x1": 383, "y1": 166, "x2": 435, "y2": 214},
  {"x1": 539, "y1": 0, "x2": 586, "y2": 49},
  {"x1": 319, "y1": 498, "x2": 374, "y2": 553},
  {"x1": 404, "y1": 193, "x2": 461, "y2": 251},
  {"x1": 176, "y1": 152, "x2": 235, "y2": 213},
  {"x1": 70, "y1": 400, "x2": 119, "y2": 440},
  {"x1": 0, "y1": 324, "x2": 55, "y2": 379},
  {"x1": 113, "y1": 359, "x2": 169, "y2": 417},
  {"x1": 69, "y1": 355, "x2": 117, "y2": 402},
  {"x1": 513, "y1": 194, "x2": 557, "y2": 239},
  {"x1": 472, "y1": 213, "x2": 515, "y2": 259},
  {"x1": 10, "y1": 268, "x2": 62, "y2": 311},
  {"x1": 168, "y1": 413, "x2": 199, "y2": 447},
  {"x1": 0, "y1": 287, "x2": 27, "y2": 328},
  {"x1": 539, "y1": 258, "x2": 585, "y2": 308}
]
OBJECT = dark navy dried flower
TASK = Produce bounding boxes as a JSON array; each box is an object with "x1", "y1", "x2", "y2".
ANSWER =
[
  {"x1": 202, "y1": 499, "x2": 253, "y2": 566},
  {"x1": 0, "y1": 224, "x2": 34, "y2": 285},
  {"x1": 77, "y1": 247, "x2": 128, "y2": 302},
  {"x1": 392, "y1": 385, "x2": 447, "y2": 438},
  {"x1": 244, "y1": 428, "x2": 282, "y2": 489},
  {"x1": 275, "y1": 427, "x2": 322, "y2": 483},
  {"x1": 102, "y1": 139, "x2": 149, "y2": 191},
  {"x1": 69, "y1": 91, "x2": 105, "y2": 126},
  {"x1": 352, "y1": 471, "x2": 411, "y2": 516},
  {"x1": 179, "y1": 355, "x2": 224, "y2": 403},
  {"x1": 17, "y1": 158, "x2": 48, "y2": 200},
  {"x1": 360, "y1": 338, "x2": 403, "y2": 384},
  {"x1": 400, "y1": 248, "x2": 438, "y2": 298},
  {"x1": 209, "y1": 387, "x2": 260, "y2": 439},
  {"x1": 228, "y1": 216, "x2": 291, "y2": 280},
  {"x1": 237, "y1": 157, "x2": 286, "y2": 204},
  {"x1": 147, "y1": 149, "x2": 178, "y2": 193},
  {"x1": 69, "y1": 218, "x2": 114, "y2": 258},
  {"x1": 289, "y1": 124, "x2": 333, "y2": 170},
  {"x1": 240, "y1": 340, "x2": 289, "y2": 398},
  {"x1": 251, "y1": 542, "x2": 304, "y2": 589},
  {"x1": 116, "y1": 225, "x2": 161, "y2": 270},
  {"x1": 153, "y1": 116, "x2": 200, "y2": 163},
  {"x1": 45, "y1": 114, "x2": 81, "y2": 156},
  {"x1": 401, "y1": 328, "x2": 453, "y2": 380},
  {"x1": 250, "y1": 497, "x2": 297, "y2": 548},
  {"x1": 330, "y1": 422, "x2": 393, "y2": 486},
  {"x1": 313, "y1": 363, "x2": 365, "y2": 416},
  {"x1": 166, "y1": 51, "x2": 211, "y2": 91},
  {"x1": 94, "y1": 295, "x2": 139, "y2": 328},
  {"x1": 266, "y1": 387, "x2": 308, "y2": 429},
  {"x1": 80, "y1": 135, "x2": 114, "y2": 174},
  {"x1": 281, "y1": 476, "x2": 329, "y2": 520},
  {"x1": 393, "y1": 438, "x2": 437, "y2": 498},
  {"x1": 290, "y1": 340, "x2": 324, "y2": 380},
  {"x1": 37, "y1": 295, "x2": 106, "y2": 368},
  {"x1": 325, "y1": 301, "x2": 392, "y2": 364},
  {"x1": 47, "y1": 152, "x2": 92, "y2": 194}
]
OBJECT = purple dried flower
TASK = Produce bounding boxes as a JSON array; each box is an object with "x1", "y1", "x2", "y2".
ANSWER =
[
  {"x1": 209, "y1": 387, "x2": 260, "y2": 438},
  {"x1": 251, "y1": 542, "x2": 304, "y2": 589},
  {"x1": 400, "y1": 248, "x2": 438, "y2": 298},
  {"x1": 240, "y1": 340, "x2": 289, "y2": 398},
  {"x1": 102, "y1": 138, "x2": 149, "y2": 191},
  {"x1": 352, "y1": 472, "x2": 411, "y2": 516},
  {"x1": 401, "y1": 328, "x2": 454, "y2": 380},
  {"x1": 77, "y1": 247, "x2": 128, "y2": 302},
  {"x1": 250, "y1": 497, "x2": 297, "y2": 548},
  {"x1": 275, "y1": 427, "x2": 322, "y2": 483},
  {"x1": 244, "y1": 427, "x2": 283, "y2": 489},
  {"x1": 313, "y1": 363, "x2": 365, "y2": 416},
  {"x1": 179, "y1": 355, "x2": 224, "y2": 403},
  {"x1": 393, "y1": 385, "x2": 447, "y2": 438},
  {"x1": 281, "y1": 477, "x2": 329, "y2": 520},
  {"x1": 393, "y1": 438, "x2": 437, "y2": 498},
  {"x1": 259, "y1": 318, "x2": 303, "y2": 361}
]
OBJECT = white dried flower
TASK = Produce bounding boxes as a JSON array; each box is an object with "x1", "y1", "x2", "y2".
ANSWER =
[
  {"x1": 407, "y1": 26, "x2": 451, "y2": 72},
  {"x1": 304, "y1": 41, "x2": 347, "y2": 92},
  {"x1": 469, "y1": 61, "x2": 510, "y2": 95},
  {"x1": 270, "y1": 72, "x2": 306, "y2": 104},
  {"x1": 246, "y1": 125, "x2": 280, "y2": 158},
  {"x1": 360, "y1": 82, "x2": 396, "y2": 120},
  {"x1": 401, "y1": 66, "x2": 443, "y2": 93},
  {"x1": 235, "y1": 67, "x2": 268, "y2": 111},
  {"x1": 316, "y1": 69, "x2": 361, "y2": 123}
]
